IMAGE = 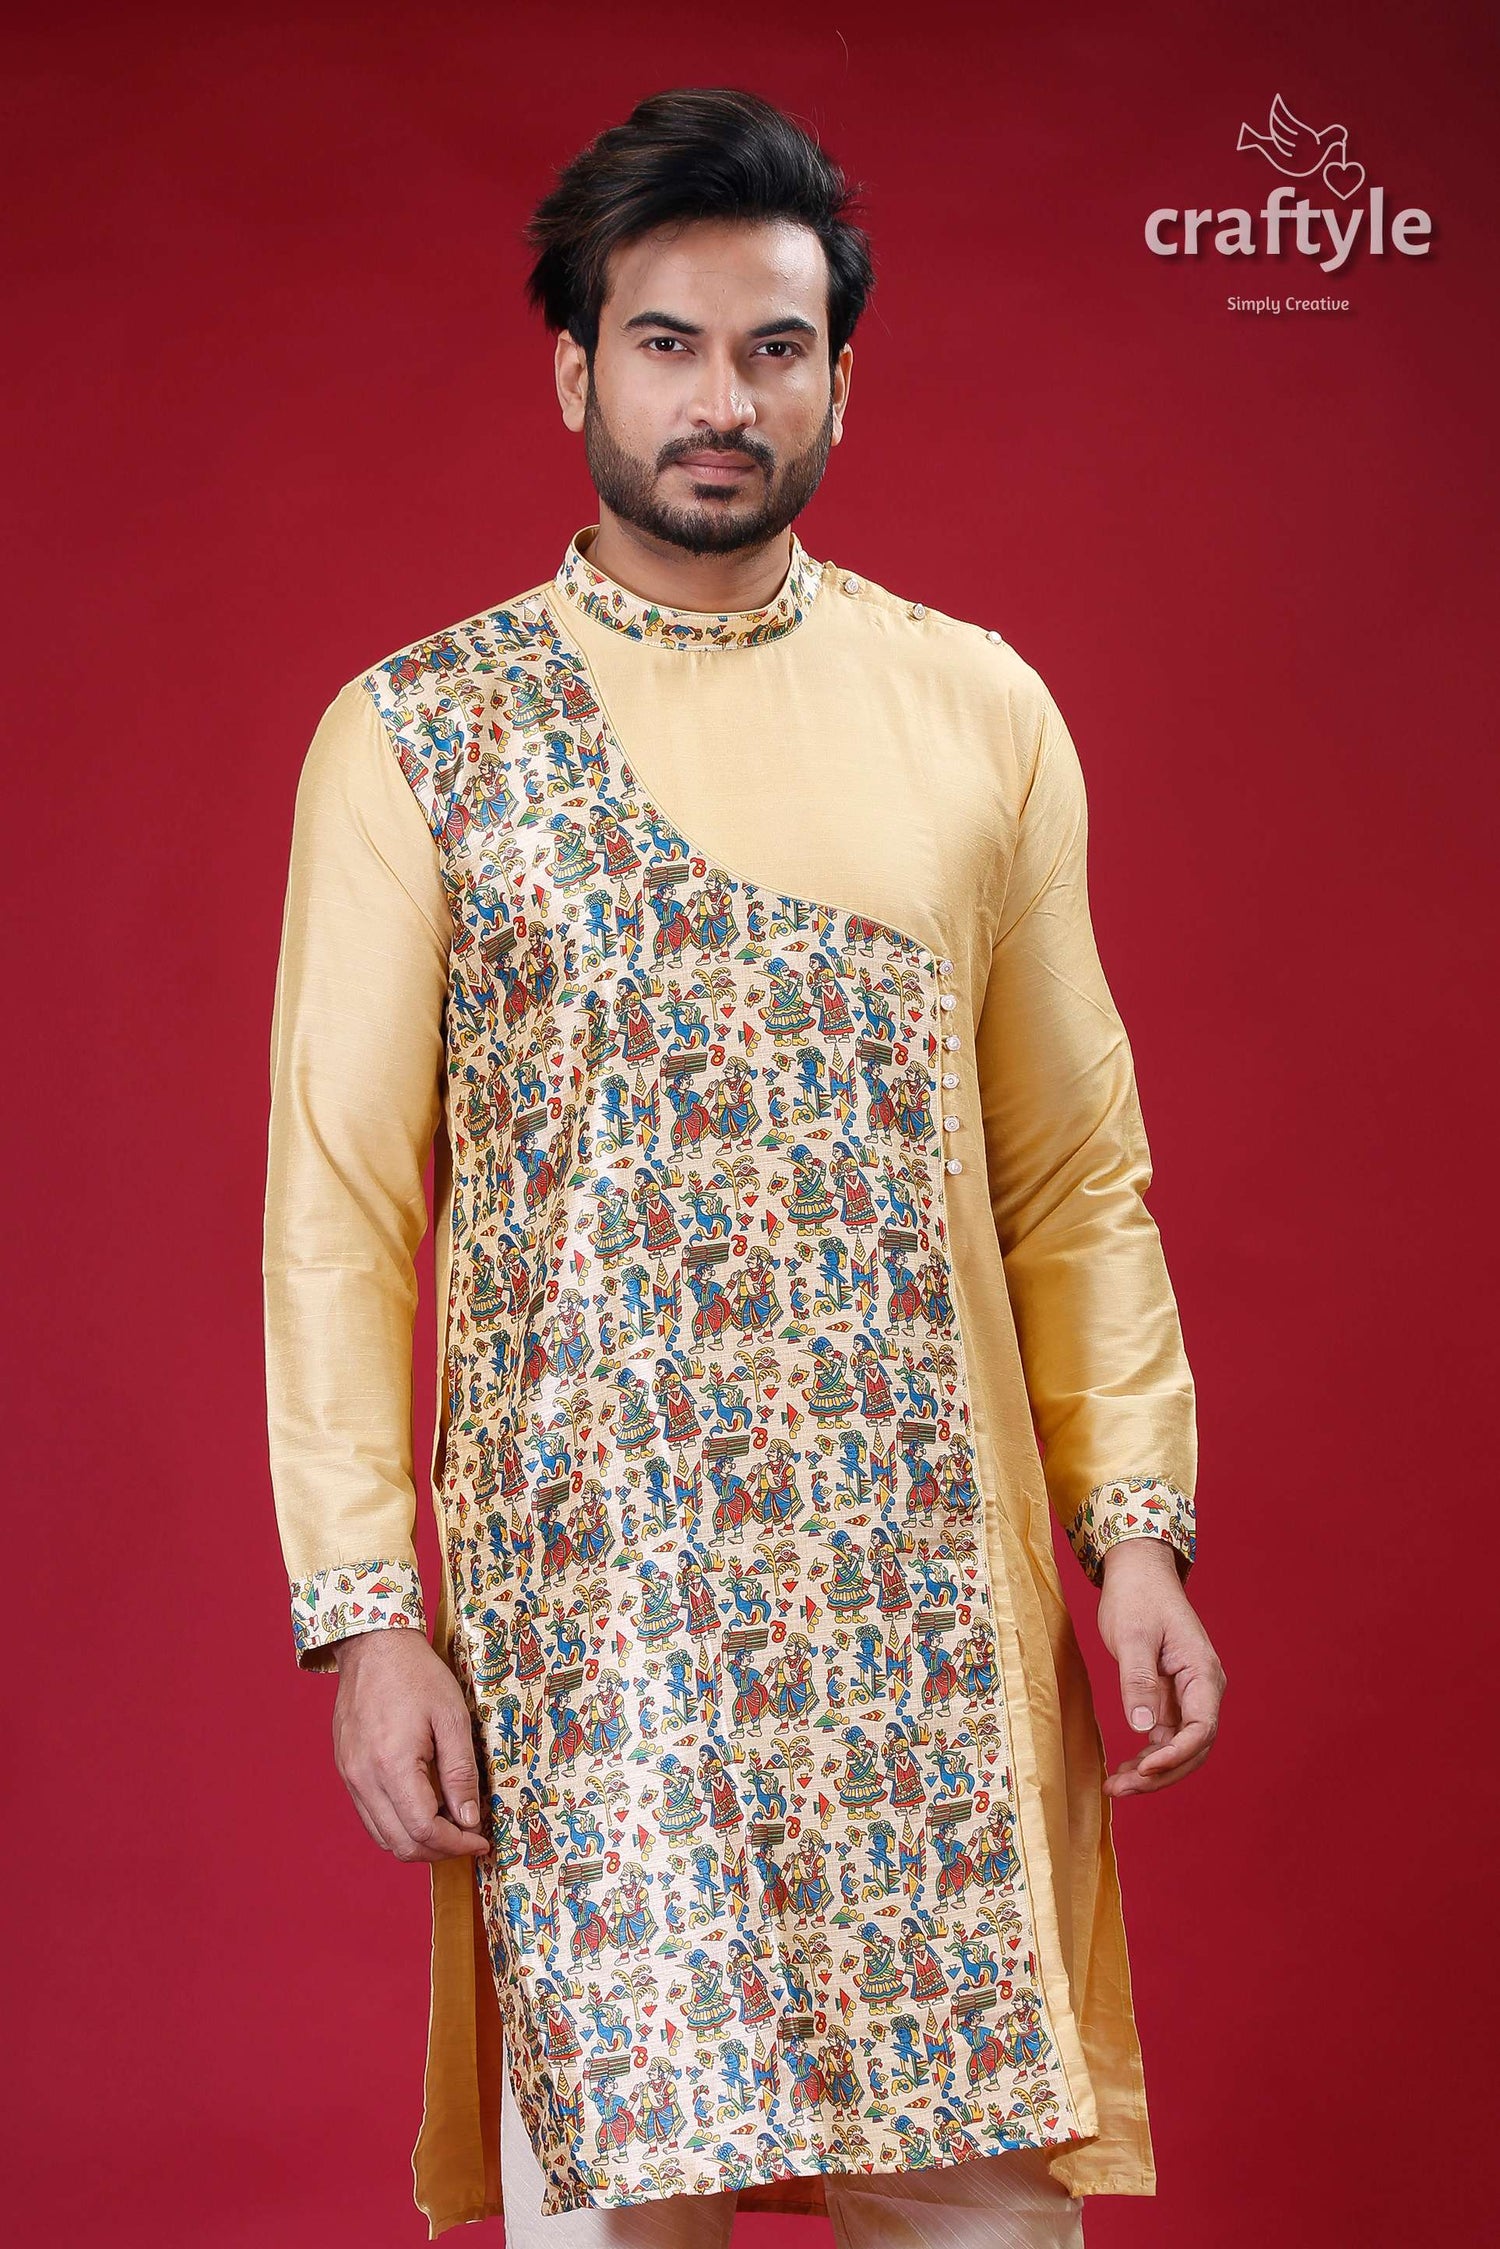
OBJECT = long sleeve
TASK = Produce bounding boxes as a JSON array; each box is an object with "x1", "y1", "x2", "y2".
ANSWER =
[
  {"x1": 262, "y1": 677, "x2": 451, "y2": 1670},
  {"x1": 975, "y1": 684, "x2": 1197, "y2": 1588}
]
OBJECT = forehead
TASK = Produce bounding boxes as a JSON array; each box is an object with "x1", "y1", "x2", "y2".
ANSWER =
[{"x1": 601, "y1": 217, "x2": 829, "y2": 328}]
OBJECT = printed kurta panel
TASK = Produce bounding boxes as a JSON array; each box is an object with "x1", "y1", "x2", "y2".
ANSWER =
[
  {"x1": 263, "y1": 523, "x2": 1199, "y2": 2234},
  {"x1": 360, "y1": 576, "x2": 1086, "y2": 2208}
]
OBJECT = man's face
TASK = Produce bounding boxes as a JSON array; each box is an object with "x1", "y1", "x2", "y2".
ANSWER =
[{"x1": 558, "y1": 217, "x2": 852, "y2": 556}]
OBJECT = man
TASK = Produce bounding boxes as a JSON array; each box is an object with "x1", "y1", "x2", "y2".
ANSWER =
[{"x1": 263, "y1": 85, "x2": 1225, "y2": 2249}]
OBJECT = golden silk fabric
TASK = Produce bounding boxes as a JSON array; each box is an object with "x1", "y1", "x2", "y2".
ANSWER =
[{"x1": 263, "y1": 523, "x2": 1197, "y2": 2234}]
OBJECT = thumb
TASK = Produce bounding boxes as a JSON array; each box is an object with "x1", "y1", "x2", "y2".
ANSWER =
[
  {"x1": 432, "y1": 1699, "x2": 483, "y2": 1828},
  {"x1": 1118, "y1": 1638, "x2": 1165, "y2": 1733}
]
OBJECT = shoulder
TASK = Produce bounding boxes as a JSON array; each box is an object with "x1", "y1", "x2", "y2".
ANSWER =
[
  {"x1": 325, "y1": 571, "x2": 559, "y2": 811},
  {"x1": 339, "y1": 570, "x2": 559, "y2": 712},
  {"x1": 819, "y1": 553, "x2": 1059, "y2": 756}
]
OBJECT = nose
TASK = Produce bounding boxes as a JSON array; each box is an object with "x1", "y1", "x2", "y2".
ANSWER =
[{"x1": 684, "y1": 350, "x2": 757, "y2": 436}]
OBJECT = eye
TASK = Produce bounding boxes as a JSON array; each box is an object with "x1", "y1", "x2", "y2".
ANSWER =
[
  {"x1": 758, "y1": 340, "x2": 801, "y2": 358},
  {"x1": 643, "y1": 336, "x2": 685, "y2": 352}
]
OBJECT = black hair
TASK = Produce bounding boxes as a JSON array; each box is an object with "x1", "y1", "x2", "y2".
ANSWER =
[{"x1": 523, "y1": 86, "x2": 875, "y2": 371}]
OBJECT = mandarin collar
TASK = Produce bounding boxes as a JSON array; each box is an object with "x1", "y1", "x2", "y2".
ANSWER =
[{"x1": 553, "y1": 522, "x2": 824, "y2": 651}]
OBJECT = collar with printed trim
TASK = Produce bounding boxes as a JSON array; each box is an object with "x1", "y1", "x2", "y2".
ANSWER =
[{"x1": 553, "y1": 521, "x2": 825, "y2": 651}]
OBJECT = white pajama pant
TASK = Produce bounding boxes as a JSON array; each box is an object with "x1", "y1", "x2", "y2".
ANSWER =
[{"x1": 501, "y1": 2049, "x2": 1087, "y2": 2249}]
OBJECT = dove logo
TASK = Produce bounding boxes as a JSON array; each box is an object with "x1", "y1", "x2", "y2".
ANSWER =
[
  {"x1": 1237, "y1": 93, "x2": 1362, "y2": 192},
  {"x1": 1145, "y1": 93, "x2": 1433, "y2": 276}
]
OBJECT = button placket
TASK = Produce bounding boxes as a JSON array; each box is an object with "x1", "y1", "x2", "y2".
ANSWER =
[{"x1": 935, "y1": 954, "x2": 963, "y2": 1171}]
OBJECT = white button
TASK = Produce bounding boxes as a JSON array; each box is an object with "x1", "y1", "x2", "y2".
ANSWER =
[
  {"x1": 985, "y1": 629, "x2": 1003, "y2": 643},
  {"x1": 911, "y1": 602, "x2": 926, "y2": 618},
  {"x1": 943, "y1": 1034, "x2": 959, "y2": 1051},
  {"x1": 943, "y1": 1114, "x2": 961, "y2": 1132},
  {"x1": 941, "y1": 1072, "x2": 958, "y2": 1088},
  {"x1": 945, "y1": 1158, "x2": 963, "y2": 1174},
  {"x1": 842, "y1": 574, "x2": 861, "y2": 594},
  {"x1": 937, "y1": 957, "x2": 953, "y2": 975},
  {"x1": 939, "y1": 993, "x2": 956, "y2": 1011}
]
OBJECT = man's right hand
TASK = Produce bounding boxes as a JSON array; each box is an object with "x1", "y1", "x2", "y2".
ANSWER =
[{"x1": 331, "y1": 1629, "x2": 492, "y2": 1862}]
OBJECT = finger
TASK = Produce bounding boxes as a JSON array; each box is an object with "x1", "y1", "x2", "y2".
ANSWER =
[
  {"x1": 1136, "y1": 1665, "x2": 1222, "y2": 1772},
  {"x1": 359, "y1": 1776, "x2": 428, "y2": 1858},
  {"x1": 385, "y1": 1753, "x2": 491, "y2": 1861},
  {"x1": 365, "y1": 1773, "x2": 486, "y2": 1863},
  {"x1": 1139, "y1": 1714, "x2": 1213, "y2": 1769},
  {"x1": 1108, "y1": 1731, "x2": 1212, "y2": 1785},
  {"x1": 1106, "y1": 1705, "x2": 1203, "y2": 1777},
  {"x1": 1149, "y1": 1672, "x2": 1183, "y2": 1742},
  {"x1": 432, "y1": 1701, "x2": 485, "y2": 1834},
  {"x1": 1106, "y1": 1741, "x2": 1213, "y2": 1795},
  {"x1": 1116, "y1": 1717, "x2": 1214, "y2": 1790},
  {"x1": 336, "y1": 1746, "x2": 405, "y2": 1852},
  {"x1": 1175, "y1": 1662, "x2": 1226, "y2": 1727},
  {"x1": 343, "y1": 1740, "x2": 443, "y2": 1860},
  {"x1": 344, "y1": 1781, "x2": 391, "y2": 1852},
  {"x1": 1117, "y1": 1636, "x2": 1169, "y2": 1734}
]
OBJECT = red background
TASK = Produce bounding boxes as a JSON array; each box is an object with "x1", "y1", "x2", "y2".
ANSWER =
[{"x1": 7, "y1": 3, "x2": 1496, "y2": 2243}]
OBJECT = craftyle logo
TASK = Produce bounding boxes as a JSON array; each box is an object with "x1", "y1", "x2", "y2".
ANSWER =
[{"x1": 1145, "y1": 93, "x2": 1433, "y2": 275}]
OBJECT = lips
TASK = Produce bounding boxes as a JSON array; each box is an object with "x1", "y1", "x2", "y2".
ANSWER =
[{"x1": 675, "y1": 455, "x2": 755, "y2": 477}]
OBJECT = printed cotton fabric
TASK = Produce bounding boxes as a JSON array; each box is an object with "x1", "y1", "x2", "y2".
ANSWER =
[
  {"x1": 497, "y1": 2037, "x2": 1086, "y2": 2249},
  {"x1": 263, "y1": 524, "x2": 1197, "y2": 2233}
]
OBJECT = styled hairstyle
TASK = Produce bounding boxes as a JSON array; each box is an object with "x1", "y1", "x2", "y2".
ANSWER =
[{"x1": 523, "y1": 87, "x2": 875, "y2": 370}]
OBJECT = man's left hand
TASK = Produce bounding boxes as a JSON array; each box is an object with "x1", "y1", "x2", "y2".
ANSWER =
[{"x1": 1096, "y1": 1536, "x2": 1226, "y2": 1796}]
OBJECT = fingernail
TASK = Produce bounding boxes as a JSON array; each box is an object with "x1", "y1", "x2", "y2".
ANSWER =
[
  {"x1": 460, "y1": 1801, "x2": 479, "y2": 1827},
  {"x1": 1130, "y1": 1707, "x2": 1154, "y2": 1730}
]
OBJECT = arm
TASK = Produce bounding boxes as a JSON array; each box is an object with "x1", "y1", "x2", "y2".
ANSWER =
[
  {"x1": 975, "y1": 683, "x2": 1198, "y2": 1588},
  {"x1": 974, "y1": 682, "x2": 1224, "y2": 1794},
  {"x1": 263, "y1": 678, "x2": 490, "y2": 1860},
  {"x1": 263, "y1": 677, "x2": 448, "y2": 1670}
]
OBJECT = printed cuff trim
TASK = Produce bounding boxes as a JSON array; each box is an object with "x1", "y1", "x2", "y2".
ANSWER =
[
  {"x1": 1067, "y1": 1474, "x2": 1197, "y2": 1588},
  {"x1": 290, "y1": 1557, "x2": 426, "y2": 1671}
]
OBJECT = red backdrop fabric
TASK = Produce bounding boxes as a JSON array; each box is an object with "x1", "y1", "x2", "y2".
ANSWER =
[{"x1": 6, "y1": 5, "x2": 1495, "y2": 2244}]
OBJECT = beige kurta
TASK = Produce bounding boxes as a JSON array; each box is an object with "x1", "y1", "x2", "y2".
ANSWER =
[{"x1": 263, "y1": 522, "x2": 1197, "y2": 2235}]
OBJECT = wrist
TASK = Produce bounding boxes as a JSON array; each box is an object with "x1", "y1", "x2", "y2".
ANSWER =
[
  {"x1": 1101, "y1": 1533, "x2": 1183, "y2": 1578},
  {"x1": 332, "y1": 1623, "x2": 417, "y2": 1672}
]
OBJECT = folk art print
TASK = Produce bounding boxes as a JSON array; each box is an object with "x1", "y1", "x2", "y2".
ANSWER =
[{"x1": 291, "y1": 549, "x2": 1092, "y2": 2209}]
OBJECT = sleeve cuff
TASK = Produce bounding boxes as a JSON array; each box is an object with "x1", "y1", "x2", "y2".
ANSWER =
[
  {"x1": 1065, "y1": 1475, "x2": 1197, "y2": 1590},
  {"x1": 289, "y1": 1557, "x2": 427, "y2": 1672}
]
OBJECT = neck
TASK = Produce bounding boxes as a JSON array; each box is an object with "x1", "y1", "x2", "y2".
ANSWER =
[{"x1": 584, "y1": 508, "x2": 793, "y2": 615}]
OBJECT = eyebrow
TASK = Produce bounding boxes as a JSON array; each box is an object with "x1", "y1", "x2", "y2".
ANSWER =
[{"x1": 621, "y1": 309, "x2": 821, "y2": 340}]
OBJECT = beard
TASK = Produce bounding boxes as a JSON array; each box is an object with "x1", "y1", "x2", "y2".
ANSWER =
[{"x1": 582, "y1": 375, "x2": 835, "y2": 557}]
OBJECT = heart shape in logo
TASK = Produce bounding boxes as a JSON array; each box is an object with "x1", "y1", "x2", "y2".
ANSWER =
[{"x1": 1322, "y1": 159, "x2": 1366, "y2": 201}]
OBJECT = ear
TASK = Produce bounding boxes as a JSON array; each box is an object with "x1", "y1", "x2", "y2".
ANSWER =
[
  {"x1": 556, "y1": 329, "x2": 588, "y2": 431},
  {"x1": 831, "y1": 341, "x2": 854, "y2": 443}
]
